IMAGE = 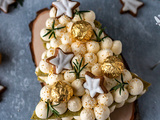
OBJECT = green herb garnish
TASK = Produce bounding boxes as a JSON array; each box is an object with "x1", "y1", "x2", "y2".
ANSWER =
[
  {"x1": 74, "y1": 10, "x2": 90, "y2": 20},
  {"x1": 93, "y1": 27, "x2": 108, "y2": 42},
  {"x1": 110, "y1": 74, "x2": 128, "y2": 95},
  {"x1": 43, "y1": 20, "x2": 65, "y2": 39},
  {"x1": 151, "y1": 61, "x2": 160, "y2": 70},
  {"x1": 70, "y1": 57, "x2": 88, "y2": 79},
  {"x1": 45, "y1": 100, "x2": 60, "y2": 118}
]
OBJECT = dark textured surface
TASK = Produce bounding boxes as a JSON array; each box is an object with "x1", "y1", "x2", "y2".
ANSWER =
[{"x1": 0, "y1": 0, "x2": 159, "y2": 120}]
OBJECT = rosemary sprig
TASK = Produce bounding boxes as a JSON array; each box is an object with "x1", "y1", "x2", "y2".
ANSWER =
[
  {"x1": 93, "y1": 27, "x2": 108, "y2": 42},
  {"x1": 43, "y1": 20, "x2": 65, "y2": 39},
  {"x1": 70, "y1": 57, "x2": 88, "y2": 79},
  {"x1": 110, "y1": 74, "x2": 128, "y2": 95},
  {"x1": 151, "y1": 60, "x2": 160, "y2": 70},
  {"x1": 74, "y1": 10, "x2": 90, "y2": 20},
  {"x1": 45, "y1": 99, "x2": 60, "y2": 118}
]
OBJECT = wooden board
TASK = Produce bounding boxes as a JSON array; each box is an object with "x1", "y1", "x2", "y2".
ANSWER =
[
  {"x1": 29, "y1": 8, "x2": 139, "y2": 120},
  {"x1": 29, "y1": 8, "x2": 49, "y2": 67}
]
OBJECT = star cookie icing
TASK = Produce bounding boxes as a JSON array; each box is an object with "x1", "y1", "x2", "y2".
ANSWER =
[
  {"x1": 46, "y1": 48, "x2": 74, "y2": 74},
  {"x1": 52, "y1": 0, "x2": 80, "y2": 18},
  {"x1": 120, "y1": 0, "x2": 144, "y2": 17},
  {"x1": 0, "y1": 0, "x2": 15, "y2": 13},
  {"x1": 83, "y1": 72, "x2": 108, "y2": 98}
]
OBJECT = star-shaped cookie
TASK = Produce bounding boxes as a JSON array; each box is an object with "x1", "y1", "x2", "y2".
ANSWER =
[
  {"x1": 52, "y1": 0, "x2": 80, "y2": 18},
  {"x1": 120, "y1": 0, "x2": 144, "y2": 17},
  {"x1": 83, "y1": 72, "x2": 108, "y2": 98},
  {"x1": 0, "y1": 85, "x2": 5, "y2": 94},
  {"x1": 0, "y1": 0, "x2": 16, "y2": 13},
  {"x1": 46, "y1": 48, "x2": 74, "y2": 74},
  {"x1": 154, "y1": 15, "x2": 160, "y2": 27}
]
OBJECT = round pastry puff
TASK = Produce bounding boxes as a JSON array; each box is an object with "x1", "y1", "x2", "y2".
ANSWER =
[
  {"x1": 31, "y1": 100, "x2": 82, "y2": 120},
  {"x1": 30, "y1": 9, "x2": 151, "y2": 120}
]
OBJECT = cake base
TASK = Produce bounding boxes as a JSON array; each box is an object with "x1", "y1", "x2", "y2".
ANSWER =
[{"x1": 29, "y1": 8, "x2": 140, "y2": 120}]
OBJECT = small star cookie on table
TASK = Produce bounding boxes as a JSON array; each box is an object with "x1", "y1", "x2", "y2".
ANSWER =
[
  {"x1": 154, "y1": 15, "x2": 160, "y2": 27},
  {"x1": 0, "y1": 0, "x2": 16, "y2": 13},
  {"x1": 52, "y1": 0, "x2": 80, "y2": 18},
  {"x1": 120, "y1": 0, "x2": 144, "y2": 17}
]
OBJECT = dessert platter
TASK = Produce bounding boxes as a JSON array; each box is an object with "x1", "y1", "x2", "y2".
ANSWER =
[{"x1": 29, "y1": 0, "x2": 150, "y2": 120}]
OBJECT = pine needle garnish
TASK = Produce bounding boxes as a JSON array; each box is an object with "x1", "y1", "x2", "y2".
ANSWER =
[
  {"x1": 93, "y1": 27, "x2": 108, "y2": 42},
  {"x1": 70, "y1": 57, "x2": 88, "y2": 79},
  {"x1": 43, "y1": 20, "x2": 65, "y2": 39},
  {"x1": 74, "y1": 10, "x2": 90, "y2": 20},
  {"x1": 151, "y1": 60, "x2": 160, "y2": 70},
  {"x1": 45, "y1": 99, "x2": 60, "y2": 118},
  {"x1": 110, "y1": 74, "x2": 128, "y2": 95}
]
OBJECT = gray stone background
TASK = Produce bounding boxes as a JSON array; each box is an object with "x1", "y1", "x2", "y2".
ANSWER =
[{"x1": 0, "y1": 0, "x2": 159, "y2": 120}]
